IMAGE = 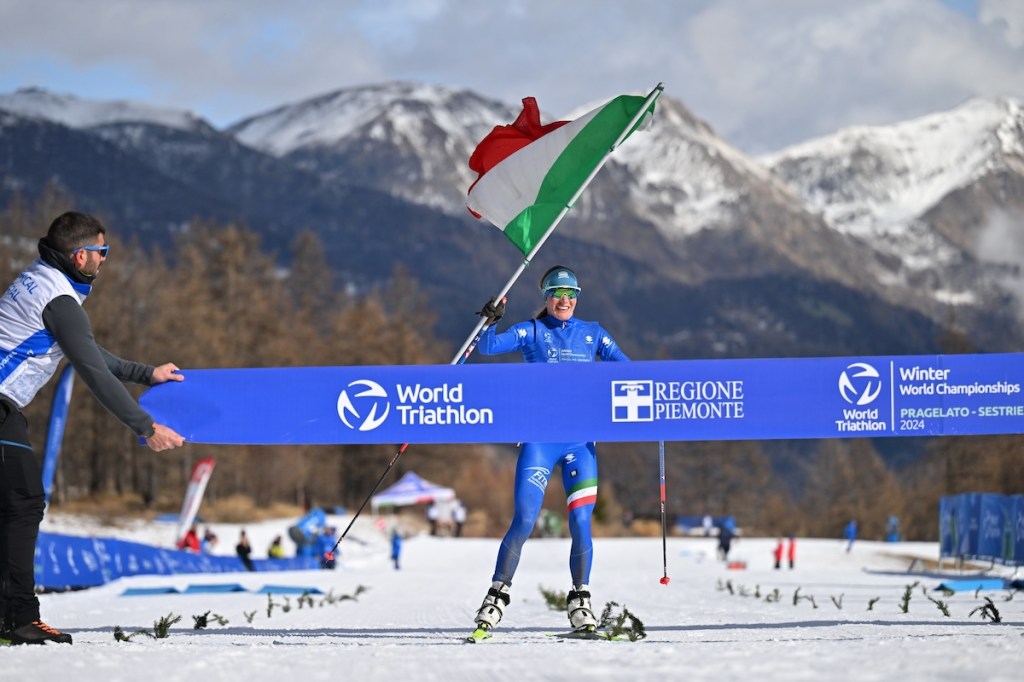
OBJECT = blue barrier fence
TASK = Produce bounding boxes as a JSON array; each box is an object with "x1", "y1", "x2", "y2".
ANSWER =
[
  {"x1": 939, "y1": 493, "x2": 1024, "y2": 566},
  {"x1": 35, "y1": 531, "x2": 320, "y2": 591},
  {"x1": 674, "y1": 515, "x2": 736, "y2": 533}
]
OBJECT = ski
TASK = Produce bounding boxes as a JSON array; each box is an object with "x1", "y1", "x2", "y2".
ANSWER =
[
  {"x1": 464, "y1": 625, "x2": 629, "y2": 643},
  {"x1": 547, "y1": 629, "x2": 627, "y2": 641},
  {"x1": 464, "y1": 626, "x2": 493, "y2": 643}
]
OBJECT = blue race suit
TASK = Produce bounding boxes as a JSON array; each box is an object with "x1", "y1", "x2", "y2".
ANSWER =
[{"x1": 478, "y1": 314, "x2": 628, "y2": 587}]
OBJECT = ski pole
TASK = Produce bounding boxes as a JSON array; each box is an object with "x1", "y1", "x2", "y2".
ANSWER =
[
  {"x1": 323, "y1": 323, "x2": 493, "y2": 560},
  {"x1": 323, "y1": 321, "x2": 495, "y2": 559},
  {"x1": 325, "y1": 442, "x2": 408, "y2": 560},
  {"x1": 323, "y1": 325, "x2": 492, "y2": 559},
  {"x1": 659, "y1": 440, "x2": 670, "y2": 585}
]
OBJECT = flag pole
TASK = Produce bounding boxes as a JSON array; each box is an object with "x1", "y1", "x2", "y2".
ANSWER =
[
  {"x1": 326, "y1": 82, "x2": 665, "y2": 561},
  {"x1": 452, "y1": 82, "x2": 665, "y2": 363}
]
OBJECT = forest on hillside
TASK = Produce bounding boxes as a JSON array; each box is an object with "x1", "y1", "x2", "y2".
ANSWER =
[{"x1": 2, "y1": 192, "x2": 1021, "y2": 541}]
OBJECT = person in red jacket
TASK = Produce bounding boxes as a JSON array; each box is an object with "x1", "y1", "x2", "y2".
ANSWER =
[
  {"x1": 773, "y1": 538, "x2": 784, "y2": 569},
  {"x1": 178, "y1": 524, "x2": 201, "y2": 552},
  {"x1": 787, "y1": 535, "x2": 797, "y2": 569}
]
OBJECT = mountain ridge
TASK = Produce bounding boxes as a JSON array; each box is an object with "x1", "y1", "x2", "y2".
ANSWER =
[{"x1": 2, "y1": 82, "x2": 1021, "y2": 357}]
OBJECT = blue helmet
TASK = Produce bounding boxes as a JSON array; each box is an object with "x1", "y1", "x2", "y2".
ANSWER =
[{"x1": 539, "y1": 265, "x2": 580, "y2": 293}]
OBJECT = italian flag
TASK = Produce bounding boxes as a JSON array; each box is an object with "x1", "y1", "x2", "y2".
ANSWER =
[
  {"x1": 466, "y1": 89, "x2": 660, "y2": 255},
  {"x1": 566, "y1": 478, "x2": 599, "y2": 512}
]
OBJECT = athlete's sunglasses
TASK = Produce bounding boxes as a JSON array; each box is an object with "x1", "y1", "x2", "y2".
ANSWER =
[{"x1": 545, "y1": 288, "x2": 578, "y2": 299}]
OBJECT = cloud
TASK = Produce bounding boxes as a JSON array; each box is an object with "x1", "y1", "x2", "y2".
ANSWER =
[
  {"x1": 0, "y1": 0, "x2": 1021, "y2": 152},
  {"x1": 677, "y1": 0, "x2": 1024, "y2": 151},
  {"x1": 976, "y1": 208, "x2": 1024, "y2": 313},
  {"x1": 980, "y1": 0, "x2": 1024, "y2": 47}
]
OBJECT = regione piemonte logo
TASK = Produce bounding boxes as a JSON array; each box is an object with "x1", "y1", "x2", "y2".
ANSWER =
[
  {"x1": 611, "y1": 381, "x2": 654, "y2": 422},
  {"x1": 838, "y1": 362, "x2": 882, "y2": 406},
  {"x1": 337, "y1": 379, "x2": 391, "y2": 431}
]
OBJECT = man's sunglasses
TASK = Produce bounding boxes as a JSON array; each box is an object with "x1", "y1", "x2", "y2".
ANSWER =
[
  {"x1": 73, "y1": 245, "x2": 110, "y2": 257},
  {"x1": 545, "y1": 287, "x2": 578, "y2": 299}
]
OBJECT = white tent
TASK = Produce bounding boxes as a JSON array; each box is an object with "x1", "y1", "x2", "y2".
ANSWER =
[{"x1": 370, "y1": 471, "x2": 455, "y2": 512}]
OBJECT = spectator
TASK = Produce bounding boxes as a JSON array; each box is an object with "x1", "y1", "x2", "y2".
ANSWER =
[
  {"x1": 886, "y1": 515, "x2": 902, "y2": 543},
  {"x1": 268, "y1": 535, "x2": 286, "y2": 559},
  {"x1": 787, "y1": 535, "x2": 797, "y2": 569},
  {"x1": 702, "y1": 515, "x2": 714, "y2": 537},
  {"x1": 454, "y1": 500, "x2": 467, "y2": 538},
  {"x1": 178, "y1": 523, "x2": 201, "y2": 553},
  {"x1": 717, "y1": 519, "x2": 736, "y2": 562},
  {"x1": 427, "y1": 503, "x2": 439, "y2": 536},
  {"x1": 236, "y1": 530, "x2": 255, "y2": 571},
  {"x1": 391, "y1": 529, "x2": 402, "y2": 570},
  {"x1": 773, "y1": 538, "x2": 784, "y2": 570},
  {"x1": 716, "y1": 518, "x2": 741, "y2": 561},
  {"x1": 843, "y1": 519, "x2": 858, "y2": 553},
  {"x1": 200, "y1": 528, "x2": 218, "y2": 554},
  {"x1": 317, "y1": 527, "x2": 337, "y2": 569}
]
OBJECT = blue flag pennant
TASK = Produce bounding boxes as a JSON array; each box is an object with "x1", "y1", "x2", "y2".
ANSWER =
[{"x1": 42, "y1": 365, "x2": 75, "y2": 503}]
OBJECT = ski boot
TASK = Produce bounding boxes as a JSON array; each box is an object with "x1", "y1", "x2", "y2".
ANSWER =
[
  {"x1": 467, "y1": 581, "x2": 510, "y2": 642},
  {"x1": 566, "y1": 584, "x2": 598, "y2": 632}
]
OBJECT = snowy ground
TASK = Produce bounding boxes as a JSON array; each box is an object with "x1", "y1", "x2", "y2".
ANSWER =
[{"x1": 6, "y1": 514, "x2": 1021, "y2": 681}]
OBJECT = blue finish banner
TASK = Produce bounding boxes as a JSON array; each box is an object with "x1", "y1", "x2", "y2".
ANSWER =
[{"x1": 140, "y1": 353, "x2": 1024, "y2": 445}]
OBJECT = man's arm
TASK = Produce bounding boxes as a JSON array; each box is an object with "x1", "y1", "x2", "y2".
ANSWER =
[
  {"x1": 99, "y1": 347, "x2": 183, "y2": 387},
  {"x1": 98, "y1": 346, "x2": 153, "y2": 385},
  {"x1": 42, "y1": 295, "x2": 158, "y2": 438}
]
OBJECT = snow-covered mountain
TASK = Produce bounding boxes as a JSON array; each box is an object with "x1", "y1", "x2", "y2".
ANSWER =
[
  {"x1": 2, "y1": 83, "x2": 1021, "y2": 356},
  {"x1": 761, "y1": 97, "x2": 1024, "y2": 240},
  {"x1": 228, "y1": 84, "x2": 871, "y2": 287},
  {"x1": 0, "y1": 86, "x2": 212, "y2": 133},
  {"x1": 229, "y1": 81, "x2": 518, "y2": 213},
  {"x1": 761, "y1": 97, "x2": 1024, "y2": 326}
]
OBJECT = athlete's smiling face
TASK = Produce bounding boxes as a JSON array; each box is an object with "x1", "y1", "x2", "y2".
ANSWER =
[{"x1": 545, "y1": 289, "x2": 577, "y2": 322}]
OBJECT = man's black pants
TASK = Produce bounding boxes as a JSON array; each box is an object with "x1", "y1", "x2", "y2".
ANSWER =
[{"x1": 0, "y1": 397, "x2": 44, "y2": 629}]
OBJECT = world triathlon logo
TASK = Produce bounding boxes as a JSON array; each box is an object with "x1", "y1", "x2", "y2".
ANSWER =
[
  {"x1": 838, "y1": 362, "x2": 882, "y2": 406},
  {"x1": 337, "y1": 379, "x2": 391, "y2": 431},
  {"x1": 611, "y1": 380, "x2": 654, "y2": 422}
]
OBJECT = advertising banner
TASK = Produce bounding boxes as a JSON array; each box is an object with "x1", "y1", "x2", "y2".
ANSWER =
[
  {"x1": 1014, "y1": 496, "x2": 1024, "y2": 564},
  {"x1": 140, "y1": 353, "x2": 1024, "y2": 445},
  {"x1": 939, "y1": 493, "x2": 1024, "y2": 566},
  {"x1": 175, "y1": 457, "x2": 216, "y2": 545},
  {"x1": 34, "y1": 531, "x2": 106, "y2": 589},
  {"x1": 35, "y1": 532, "x2": 321, "y2": 590}
]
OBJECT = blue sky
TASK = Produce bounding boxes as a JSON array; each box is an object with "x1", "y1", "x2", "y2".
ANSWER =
[{"x1": 0, "y1": 0, "x2": 1021, "y2": 153}]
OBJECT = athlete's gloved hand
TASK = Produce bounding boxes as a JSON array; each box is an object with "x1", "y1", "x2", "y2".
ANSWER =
[{"x1": 477, "y1": 297, "x2": 506, "y2": 326}]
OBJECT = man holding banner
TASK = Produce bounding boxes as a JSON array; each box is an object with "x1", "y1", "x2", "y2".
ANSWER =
[
  {"x1": 0, "y1": 212, "x2": 185, "y2": 645},
  {"x1": 471, "y1": 265, "x2": 629, "y2": 637}
]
